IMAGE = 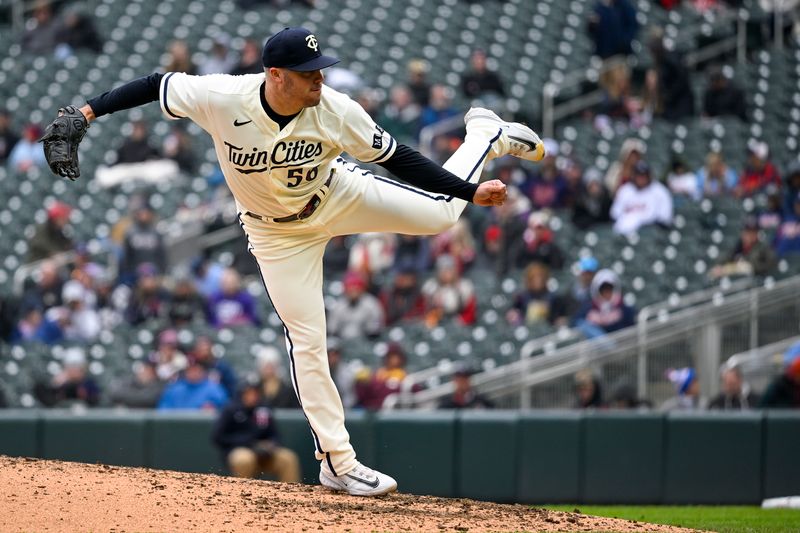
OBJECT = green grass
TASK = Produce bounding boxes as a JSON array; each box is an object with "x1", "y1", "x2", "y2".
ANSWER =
[{"x1": 545, "y1": 505, "x2": 800, "y2": 533}]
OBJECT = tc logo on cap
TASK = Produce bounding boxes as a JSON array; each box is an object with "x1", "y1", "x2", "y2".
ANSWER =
[{"x1": 305, "y1": 34, "x2": 318, "y2": 51}]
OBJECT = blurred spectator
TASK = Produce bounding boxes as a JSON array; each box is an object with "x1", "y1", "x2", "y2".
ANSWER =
[
  {"x1": 757, "y1": 190, "x2": 784, "y2": 230},
  {"x1": 380, "y1": 266, "x2": 426, "y2": 326},
  {"x1": 509, "y1": 211, "x2": 565, "y2": 270},
  {"x1": 420, "y1": 84, "x2": 459, "y2": 130},
  {"x1": 759, "y1": 346, "x2": 800, "y2": 408},
  {"x1": 192, "y1": 254, "x2": 226, "y2": 299},
  {"x1": 208, "y1": 269, "x2": 260, "y2": 328},
  {"x1": 378, "y1": 85, "x2": 421, "y2": 146},
  {"x1": 608, "y1": 383, "x2": 650, "y2": 409},
  {"x1": 702, "y1": 66, "x2": 747, "y2": 121},
  {"x1": 21, "y1": 260, "x2": 64, "y2": 311},
  {"x1": 8, "y1": 124, "x2": 47, "y2": 172},
  {"x1": 327, "y1": 271, "x2": 384, "y2": 339},
  {"x1": 406, "y1": 59, "x2": 431, "y2": 107},
  {"x1": 108, "y1": 361, "x2": 165, "y2": 408},
  {"x1": 507, "y1": 262, "x2": 564, "y2": 327},
  {"x1": 57, "y1": 280, "x2": 101, "y2": 342},
  {"x1": 774, "y1": 193, "x2": 800, "y2": 256},
  {"x1": 0, "y1": 109, "x2": 19, "y2": 163},
  {"x1": 561, "y1": 257, "x2": 599, "y2": 319},
  {"x1": 521, "y1": 139, "x2": 568, "y2": 209},
  {"x1": 256, "y1": 346, "x2": 300, "y2": 409},
  {"x1": 324, "y1": 67, "x2": 365, "y2": 96},
  {"x1": 212, "y1": 380, "x2": 301, "y2": 482},
  {"x1": 230, "y1": 39, "x2": 263, "y2": 76},
  {"x1": 738, "y1": 141, "x2": 781, "y2": 197},
  {"x1": 355, "y1": 88, "x2": 381, "y2": 120},
  {"x1": 422, "y1": 255, "x2": 477, "y2": 327},
  {"x1": 710, "y1": 217, "x2": 776, "y2": 278},
  {"x1": 431, "y1": 220, "x2": 476, "y2": 272},
  {"x1": 588, "y1": 0, "x2": 638, "y2": 59},
  {"x1": 11, "y1": 305, "x2": 46, "y2": 343},
  {"x1": 149, "y1": 329, "x2": 188, "y2": 382},
  {"x1": 162, "y1": 124, "x2": 197, "y2": 174},
  {"x1": 611, "y1": 160, "x2": 673, "y2": 235},
  {"x1": 709, "y1": 365, "x2": 758, "y2": 410},
  {"x1": 596, "y1": 60, "x2": 636, "y2": 123},
  {"x1": 28, "y1": 202, "x2": 74, "y2": 262},
  {"x1": 191, "y1": 336, "x2": 238, "y2": 398},
  {"x1": 167, "y1": 274, "x2": 207, "y2": 327},
  {"x1": 348, "y1": 233, "x2": 396, "y2": 280},
  {"x1": 460, "y1": 49, "x2": 506, "y2": 100},
  {"x1": 54, "y1": 4, "x2": 103, "y2": 58},
  {"x1": 696, "y1": 152, "x2": 739, "y2": 198},
  {"x1": 604, "y1": 138, "x2": 646, "y2": 193},
  {"x1": 120, "y1": 203, "x2": 166, "y2": 284},
  {"x1": 647, "y1": 27, "x2": 695, "y2": 120},
  {"x1": 574, "y1": 268, "x2": 636, "y2": 338},
  {"x1": 0, "y1": 296, "x2": 16, "y2": 342},
  {"x1": 115, "y1": 120, "x2": 160, "y2": 164},
  {"x1": 327, "y1": 338, "x2": 357, "y2": 409},
  {"x1": 163, "y1": 39, "x2": 197, "y2": 74},
  {"x1": 21, "y1": 0, "x2": 58, "y2": 55},
  {"x1": 34, "y1": 348, "x2": 100, "y2": 407},
  {"x1": 661, "y1": 367, "x2": 708, "y2": 410},
  {"x1": 199, "y1": 34, "x2": 236, "y2": 75},
  {"x1": 439, "y1": 368, "x2": 494, "y2": 409},
  {"x1": 561, "y1": 157, "x2": 585, "y2": 208},
  {"x1": 157, "y1": 358, "x2": 229, "y2": 410},
  {"x1": 490, "y1": 186, "x2": 532, "y2": 275},
  {"x1": 783, "y1": 161, "x2": 800, "y2": 217},
  {"x1": 323, "y1": 236, "x2": 351, "y2": 277},
  {"x1": 125, "y1": 264, "x2": 169, "y2": 324},
  {"x1": 360, "y1": 343, "x2": 408, "y2": 410},
  {"x1": 393, "y1": 235, "x2": 430, "y2": 276},
  {"x1": 572, "y1": 168, "x2": 613, "y2": 230},
  {"x1": 666, "y1": 158, "x2": 700, "y2": 201},
  {"x1": 574, "y1": 369, "x2": 604, "y2": 408}
]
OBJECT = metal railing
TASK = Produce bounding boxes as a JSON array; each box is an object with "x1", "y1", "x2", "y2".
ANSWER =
[{"x1": 393, "y1": 275, "x2": 800, "y2": 410}]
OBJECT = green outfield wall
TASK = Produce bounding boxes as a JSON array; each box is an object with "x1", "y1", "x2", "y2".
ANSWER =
[{"x1": 1, "y1": 409, "x2": 798, "y2": 504}]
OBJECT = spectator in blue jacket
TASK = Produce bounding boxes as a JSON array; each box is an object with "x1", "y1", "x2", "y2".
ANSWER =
[
  {"x1": 574, "y1": 268, "x2": 636, "y2": 338},
  {"x1": 588, "y1": 0, "x2": 638, "y2": 59},
  {"x1": 775, "y1": 193, "x2": 800, "y2": 257},
  {"x1": 157, "y1": 358, "x2": 228, "y2": 411},
  {"x1": 190, "y1": 335, "x2": 238, "y2": 398}
]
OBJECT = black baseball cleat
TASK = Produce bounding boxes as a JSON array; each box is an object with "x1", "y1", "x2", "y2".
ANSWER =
[
  {"x1": 319, "y1": 461, "x2": 398, "y2": 497},
  {"x1": 465, "y1": 107, "x2": 545, "y2": 162}
]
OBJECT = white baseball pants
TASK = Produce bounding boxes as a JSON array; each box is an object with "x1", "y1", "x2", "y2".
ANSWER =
[{"x1": 238, "y1": 129, "x2": 500, "y2": 476}]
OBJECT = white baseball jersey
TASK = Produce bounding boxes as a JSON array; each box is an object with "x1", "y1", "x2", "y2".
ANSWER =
[{"x1": 158, "y1": 72, "x2": 397, "y2": 216}]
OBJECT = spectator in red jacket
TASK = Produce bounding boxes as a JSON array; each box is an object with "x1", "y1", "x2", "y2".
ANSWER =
[{"x1": 738, "y1": 141, "x2": 781, "y2": 197}]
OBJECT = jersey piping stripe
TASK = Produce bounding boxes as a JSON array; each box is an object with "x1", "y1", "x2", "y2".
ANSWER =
[
  {"x1": 236, "y1": 213, "x2": 337, "y2": 477},
  {"x1": 362, "y1": 136, "x2": 396, "y2": 164},
  {"x1": 161, "y1": 72, "x2": 182, "y2": 119},
  {"x1": 369, "y1": 128, "x2": 500, "y2": 202}
]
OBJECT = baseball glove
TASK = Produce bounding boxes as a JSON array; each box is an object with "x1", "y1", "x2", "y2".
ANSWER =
[{"x1": 39, "y1": 105, "x2": 90, "y2": 180}]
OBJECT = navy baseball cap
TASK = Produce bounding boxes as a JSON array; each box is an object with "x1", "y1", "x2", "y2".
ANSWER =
[{"x1": 262, "y1": 27, "x2": 340, "y2": 72}]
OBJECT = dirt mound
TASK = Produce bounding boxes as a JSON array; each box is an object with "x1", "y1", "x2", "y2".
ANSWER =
[{"x1": 0, "y1": 455, "x2": 697, "y2": 532}]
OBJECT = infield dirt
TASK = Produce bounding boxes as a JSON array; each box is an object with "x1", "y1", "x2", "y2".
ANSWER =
[{"x1": 0, "y1": 455, "x2": 701, "y2": 532}]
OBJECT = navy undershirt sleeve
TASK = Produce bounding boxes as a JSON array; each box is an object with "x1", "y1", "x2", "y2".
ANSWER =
[
  {"x1": 379, "y1": 144, "x2": 478, "y2": 203},
  {"x1": 86, "y1": 72, "x2": 164, "y2": 118}
]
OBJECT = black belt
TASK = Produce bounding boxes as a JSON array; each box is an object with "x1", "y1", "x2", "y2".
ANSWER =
[{"x1": 246, "y1": 170, "x2": 334, "y2": 223}]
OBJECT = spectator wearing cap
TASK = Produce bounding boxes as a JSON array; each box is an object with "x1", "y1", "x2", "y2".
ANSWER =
[
  {"x1": 230, "y1": 39, "x2": 263, "y2": 76},
  {"x1": 508, "y1": 262, "x2": 566, "y2": 327},
  {"x1": 702, "y1": 66, "x2": 747, "y2": 121},
  {"x1": 604, "y1": 138, "x2": 646, "y2": 193},
  {"x1": 28, "y1": 202, "x2": 74, "y2": 262},
  {"x1": 521, "y1": 139, "x2": 568, "y2": 210},
  {"x1": 460, "y1": 48, "x2": 506, "y2": 101},
  {"x1": 256, "y1": 346, "x2": 300, "y2": 409},
  {"x1": 709, "y1": 365, "x2": 758, "y2": 410},
  {"x1": 120, "y1": 202, "x2": 166, "y2": 285},
  {"x1": 587, "y1": 0, "x2": 638, "y2": 59},
  {"x1": 561, "y1": 257, "x2": 600, "y2": 320},
  {"x1": 611, "y1": 160, "x2": 673, "y2": 235},
  {"x1": 327, "y1": 271, "x2": 385, "y2": 340},
  {"x1": 327, "y1": 339, "x2": 357, "y2": 409},
  {"x1": 661, "y1": 367, "x2": 708, "y2": 411},
  {"x1": 422, "y1": 255, "x2": 477, "y2": 327},
  {"x1": 695, "y1": 151, "x2": 739, "y2": 199},
  {"x1": 710, "y1": 217, "x2": 776, "y2": 278},
  {"x1": 608, "y1": 382, "x2": 650, "y2": 409},
  {"x1": 207, "y1": 269, "x2": 260, "y2": 328},
  {"x1": 199, "y1": 34, "x2": 237, "y2": 75},
  {"x1": 157, "y1": 358, "x2": 229, "y2": 411},
  {"x1": 0, "y1": 109, "x2": 20, "y2": 164},
  {"x1": 738, "y1": 141, "x2": 781, "y2": 197},
  {"x1": 572, "y1": 167, "x2": 613, "y2": 230},
  {"x1": 125, "y1": 263, "x2": 169, "y2": 324},
  {"x1": 190, "y1": 336, "x2": 238, "y2": 398},
  {"x1": 115, "y1": 120, "x2": 160, "y2": 165},
  {"x1": 34, "y1": 348, "x2": 101, "y2": 407},
  {"x1": 57, "y1": 280, "x2": 101, "y2": 342},
  {"x1": 439, "y1": 367, "x2": 494, "y2": 409},
  {"x1": 573, "y1": 268, "x2": 636, "y2": 338},
  {"x1": 167, "y1": 275, "x2": 207, "y2": 327},
  {"x1": 380, "y1": 265, "x2": 426, "y2": 326},
  {"x1": 212, "y1": 380, "x2": 301, "y2": 482},
  {"x1": 108, "y1": 360, "x2": 165, "y2": 408},
  {"x1": 149, "y1": 329, "x2": 188, "y2": 382},
  {"x1": 774, "y1": 192, "x2": 800, "y2": 257},
  {"x1": 574, "y1": 369, "x2": 605, "y2": 409},
  {"x1": 510, "y1": 211, "x2": 565, "y2": 271},
  {"x1": 759, "y1": 344, "x2": 800, "y2": 408}
]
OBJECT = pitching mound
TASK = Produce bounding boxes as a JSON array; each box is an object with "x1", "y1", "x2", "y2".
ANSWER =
[{"x1": 0, "y1": 455, "x2": 697, "y2": 532}]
